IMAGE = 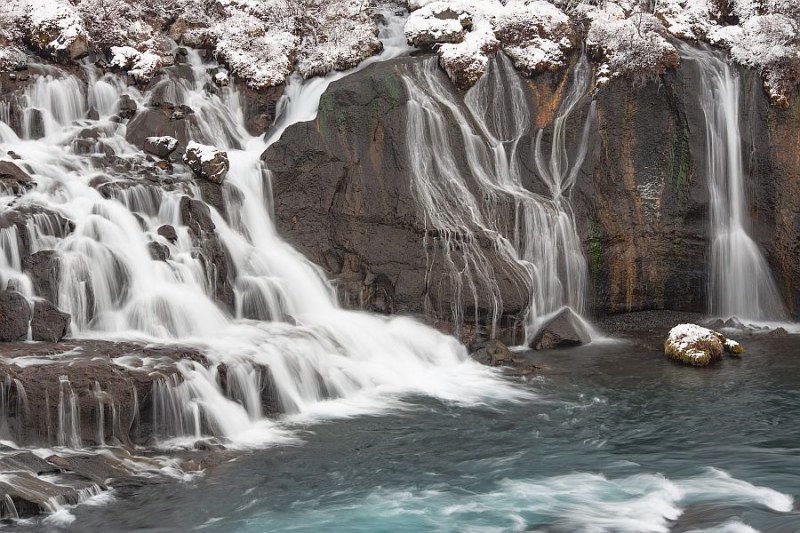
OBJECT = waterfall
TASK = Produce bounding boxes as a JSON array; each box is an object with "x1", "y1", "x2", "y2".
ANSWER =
[
  {"x1": 0, "y1": 11, "x2": 523, "y2": 449},
  {"x1": 57, "y1": 376, "x2": 81, "y2": 448},
  {"x1": 402, "y1": 53, "x2": 595, "y2": 343},
  {"x1": 681, "y1": 46, "x2": 786, "y2": 322}
]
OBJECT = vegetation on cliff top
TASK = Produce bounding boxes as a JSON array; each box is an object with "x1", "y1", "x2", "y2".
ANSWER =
[{"x1": 0, "y1": 0, "x2": 797, "y2": 103}]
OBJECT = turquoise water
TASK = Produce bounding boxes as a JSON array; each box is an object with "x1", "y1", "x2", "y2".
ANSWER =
[{"x1": 62, "y1": 334, "x2": 800, "y2": 532}]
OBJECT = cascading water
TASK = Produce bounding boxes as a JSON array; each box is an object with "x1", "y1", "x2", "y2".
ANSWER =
[
  {"x1": 0, "y1": 12, "x2": 523, "y2": 449},
  {"x1": 680, "y1": 46, "x2": 786, "y2": 322},
  {"x1": 401, "y1": 53, "x2": 595, "y2": 343}
]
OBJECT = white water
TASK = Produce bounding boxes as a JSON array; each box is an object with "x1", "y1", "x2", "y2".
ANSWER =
[
  {"x1": 0, "y1": 13, "x2": 525, "y2": 450},
  {"x1": 402, "y1": 53, "x2": 595, "y2": 343},
  {"x1": 681, "y1": 46, "x2": 786, "y2": 322}
]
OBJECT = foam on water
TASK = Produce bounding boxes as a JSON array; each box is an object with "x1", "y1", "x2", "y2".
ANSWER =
[{"x1": 247, "y1": 468, "x2": 791, "y2": 533}]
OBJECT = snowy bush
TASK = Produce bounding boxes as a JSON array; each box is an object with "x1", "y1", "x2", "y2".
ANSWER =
[
  {"x1": 405, "y1": 0, "x2": 574, "y2": 88},
  {"x1": 587, "y1": 11, "x2": 680, "y2": 85}
]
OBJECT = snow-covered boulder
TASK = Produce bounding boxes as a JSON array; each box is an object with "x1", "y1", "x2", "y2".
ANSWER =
[
  {"x1": 109, "y1": 46, "x2": 162, "y2": 85},
  {"x1": 664, "y1": 324, "x2": 744, "y2": 366},
  {"x1": 144, "y1": 136, "x2": 178, "y2": 159},
  {"x1": 24, "y1": 0, "x2": 91, "y2": 60},
  {"x1": 0, "y1": 46, "x2": 27, "y2": 71},
  {"x1": 183, "y1": 142, "x2": 229, "y2": 184}
]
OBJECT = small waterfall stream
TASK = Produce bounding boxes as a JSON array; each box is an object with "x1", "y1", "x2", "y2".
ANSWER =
[
  {"x1": 681, "y1": 46, "x2": 786, "y2": 322},
  {"x1": 402, "y1": 53, "x2": 595, "y2": 343}
]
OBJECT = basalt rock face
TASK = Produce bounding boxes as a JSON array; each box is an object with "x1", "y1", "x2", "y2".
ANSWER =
[
  {"x1": 264, "y1": 52, "x2": 800, "y2": 340},
  {"x1": 264, "y1": 57, "x2": 530, "y2": 345}
]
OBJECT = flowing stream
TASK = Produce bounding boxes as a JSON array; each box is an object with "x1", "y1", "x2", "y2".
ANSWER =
[{"x1": 680, "y1": 46, "x2": 786, "y2": 322}]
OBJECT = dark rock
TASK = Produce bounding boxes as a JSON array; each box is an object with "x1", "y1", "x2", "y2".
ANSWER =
[
  {"x1": 45, "y1": 454, "x2": 130, "y2": 489},
  {"x1": 157, "y1": 224, "x2": 178, "y2": 243},
  {"x1": 22, "y1": 250, "x2": 61, "y2": 305},
  {"x1": 471, "y1": 340, "x2": 513, "y2": 366},
  {"x1": 0, "y1": 291, "x2": 31, "y2": 342},
  {"x1": 0, "y1": 452, "x2": 61, "y2": 475},
  {"x1": 148, "y1": 241, "x2": 171, "y2": 262},
  {"x1": 0, "y1": 160, "x2": 33, "y2": 195},
  {"x1": 0, "y1": 472, "x2": 81, "y2": 517},
  {"x1": 530, "y1": 308, "x2": 591, "y2": 350},
  {"x1": 118, "y1": 94, "x2": 138, "y2": 120},
  {"x1": 143, "y1": 136, "x2": 178, "y2": 159},
  {"x1": 31, "y1": 301, "x2": 70, "y2": 342},
  {"x1": 183, "y1": 142, "x2": 229, "y2": 183},
  {"x1": 179, "y1": 196, "x2": 215, "y2": 237}
]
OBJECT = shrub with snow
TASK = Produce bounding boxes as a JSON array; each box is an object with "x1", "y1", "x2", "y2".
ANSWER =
[
  {"x1": 405, "y1": 0, "x2": 574, "y2": 88},
  {"x1": 588, "y1": 11, "x2": 680, "y2": 85}
]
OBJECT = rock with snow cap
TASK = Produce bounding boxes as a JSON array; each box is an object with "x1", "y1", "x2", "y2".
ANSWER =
[
  {"x1": 664, "y1": 324, "x2": 744, "y2": 366},
  {"x1": 144, "y1": 136, "x2": 179, "y2": 159},
  {"x1": 183, "y1": 141, "x2": 229, "y2": 184}
]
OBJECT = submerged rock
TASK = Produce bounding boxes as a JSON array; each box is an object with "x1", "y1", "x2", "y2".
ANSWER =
[
  {"x1": 31, "y1": 301, "x2": 71, "y2": 342},
  {"x1": 664, "y1": 323, "x2": 744, "y2": 366},
  {"x1": 183, "y1": 142, "x2": 229, "y2": 184},
  {"x1": 0, "y1": 291, "x2": 31, "y2": 342},
  {"x1": 530, "y1": 308, "x2": 591, "y2": 350}
]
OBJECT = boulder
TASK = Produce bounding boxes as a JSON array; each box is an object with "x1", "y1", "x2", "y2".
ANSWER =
[
  {"x1": 22, "y1": 250, "x2": 61, "y2": 304},
  {"x1": 530, "y1": 308, "x2": 591, "y2": 350},
  {"x1": 45, "y1": 453, "x2": 131, "y2": 489},
  {"x1": 664, "y1": 323, "x2": 744, "y2": 366},
  {"x1": 471, "y1": 340, "x2": 514, "y2": 366},
  {"x1": 0, "y1": 291, "x2": 31, "y2": 341},
  {"x1": 183, "y1": 142, "x2": 229, "y2": 184},
  {"x1": 179, "y1": 196, "x2": 215, "y2": 237},
  {"x1": 148, "y1": 241, "x2": 170, "y2": 262},
  {"x1": 157, "y1": 224, "x2": 178, "y2": 243},
  {"x1": 0, "y1": 472, "x2": 81, "y2": 517},
  {"x1": 118, "y1": 94, "x2": 138, "y2": 120},
  {"x1": 31, "y1": 301, "x2": 70, "y2": 342},
  {"x1": 143, "y1": 136, "x2": 179, "y2": 159},
  {"x1": 0, "y1": 160, "x2": 33, "y2": 195}
]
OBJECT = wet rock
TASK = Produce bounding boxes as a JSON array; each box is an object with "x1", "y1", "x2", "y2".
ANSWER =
[
  {"x1": 530, "y1": 308, "x2": 591, "y2": 350},
  {"x1": 31, "y1": 301, "x2": 70, "y2": 342},
  {"x1": 0, "y1": 291, "x2": 31, "y2": 342},
  {"x1": 148, "y1": 241, "x2": 171, "y2": 262},
  {"x1": 0, "y1": 452, "x2": 61, "y2": 475},
  {"x1": 118, "y1": 94, "x2": 138, "y2": 120},
  {"x1": 183, "y1": 142, "x2": 229, "y2": 184},
  {"x1": 179, "y1": 196, "x2": 215, "y2": 237},
  {"x1": 0, "y1": 472, "x2": 81, "y2": 517},
  {"x1": 46, "y1": 453, "x2": 131, "y2": 489},
  {"x1": 22, "y1": 250, "x2": 61, "y2": 305},
  {"x1": 143, "y1": 136, "x2": 178, "y2": 159},
  {"x1": 157, "y1": 224, "x2": 178, "y2": 243},
  {"x1": 471, "y1": 340, "x2": 514, "y2": 366},
  {"x1": 0, "y1": 160, "x2": 33, "y2": 195}
]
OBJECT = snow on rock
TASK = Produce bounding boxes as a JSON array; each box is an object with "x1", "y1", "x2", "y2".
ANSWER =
[
  {"x1": 405, "y1": 0, "x2": 574, "y2": 88},
  {"x1": 656, "y1": 0, "x2": 718, "y2": 41},
  {"x1": 1, "y1": 0, "x2": 91, "y2": 60},
  {"x1": 0, "y1": 46, "x2": 27, "y2": 71},
  {"x1": 109, "y1": 46, "x2": 162, "y2": 85},
  {"x1": 664, "y1": 324, "x2": 744, "y2": 366},
  {"x1": 494, "y1": 0, "x2": 575, "y2": 77},
  {"x1": 183, "y1": 142, "x2": 230, "y2": 184},
  {"x1": 144, "y1": 136, "x2": 179, "y2": 159},
  {"x1": 587, "y1": 10, "x2": 680, "y2": 85}
]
